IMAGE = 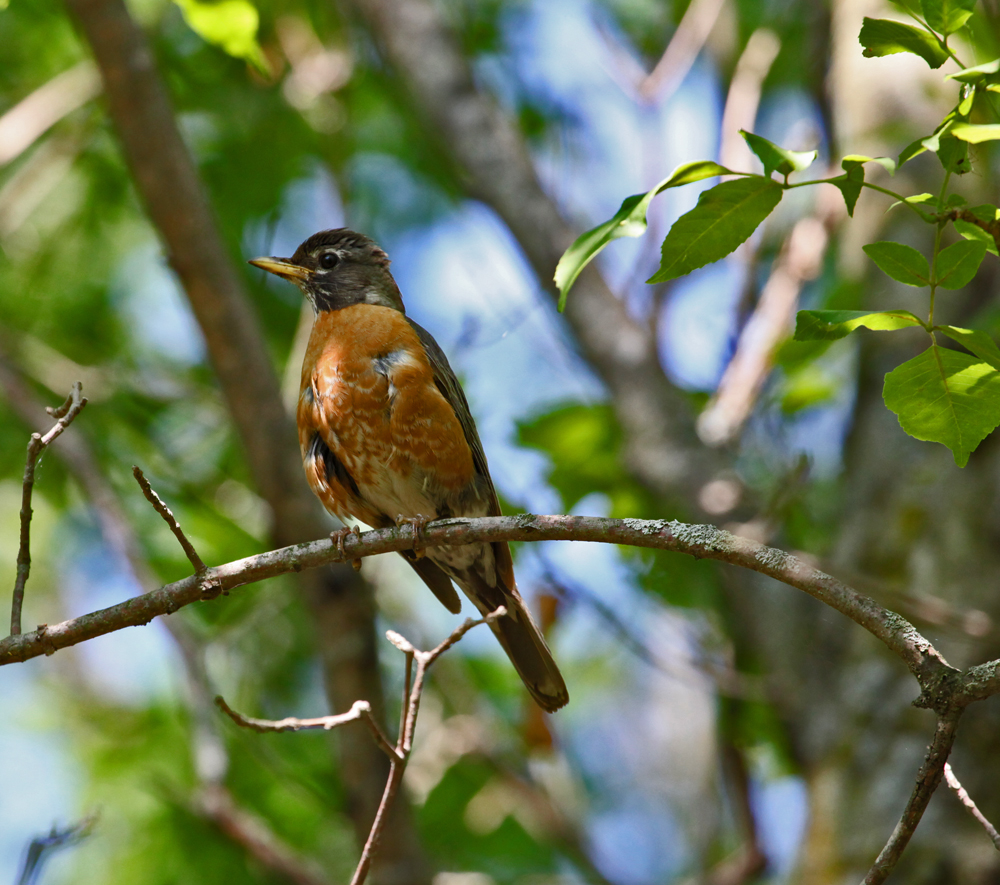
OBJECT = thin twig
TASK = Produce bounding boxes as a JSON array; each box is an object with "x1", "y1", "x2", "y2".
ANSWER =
[
  {"x1": 944, "y1": 762, "x2": 1000, "y2": 850},
  {"x1": 11, "y1": 382, "x2": 88, "y2": 636},
  {"x1": 348, "y1": 610, "x2": 501, "y2": 885},
  {"x1": 217, "y1": 612, "x2": 502, "y2": 885},
  {"x1": 132, "y1": 466, "x2": 207, "y2": 572},
  {"x1": 864, "y1": 712, "x2": 962, "y2": 884},
  {"x1": 216, "y1": 696, "x2": 400, "y2": 762}
]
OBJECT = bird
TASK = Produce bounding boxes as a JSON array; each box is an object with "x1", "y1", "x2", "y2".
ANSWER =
[{"x1": 249, "y1": 229, "x2": 569, "y2": 713}]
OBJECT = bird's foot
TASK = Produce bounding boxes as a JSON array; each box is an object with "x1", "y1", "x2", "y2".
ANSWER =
[
  {"x1": 331, "y1": 524, "x2": 363, "y2": 570},
  {"x1": 397, "y1": 514, "x2": 430, "y2": 559}
]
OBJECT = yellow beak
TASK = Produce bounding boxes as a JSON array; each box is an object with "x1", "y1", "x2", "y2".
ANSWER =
[{"x1": 248, "y1": 256, "x2": 311, "y2": 281}]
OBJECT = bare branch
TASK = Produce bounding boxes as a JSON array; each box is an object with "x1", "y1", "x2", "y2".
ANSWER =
[
  {"x1": 216, "y1": 696, "x2": 400, "y2": 762},
  {"x1": 864, "y1": 712, "x2": 962, "y2": 885},
  {"x1": 194, "y1": 785, "x2": 334, "y2": 885},
  {"x1": 944, "y1": 762, "x2": 1000, "y2": 850},
  {"x1": 718, "y1": 29, "x2": 781, "y2": 174},
  {"x1": 131, "y1": 466, "x2": 207, "y2": 572},
  {"x1": 11, "y1": 382, "x2": 88, "y2": 636},
  {"x1": 698, "y1": 215, "x2": 830, "y2": 446},
  {"x1": 347, "y1": 610, "x2": 499, "y2": 885},
  {"x1": 637, "y1": 0, "x2": 727, "y2": 103},
  {"x1": 0, "y1": 515, "x2": 964, "y2": 701},
  {"x1": 0, "y1": 61, "x2": 100, "y2": 167}
]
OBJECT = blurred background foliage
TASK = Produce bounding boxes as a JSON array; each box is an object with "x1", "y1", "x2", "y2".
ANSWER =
[{"x1": 3, "y1": 0, "x2": 1000, "y2": 883}]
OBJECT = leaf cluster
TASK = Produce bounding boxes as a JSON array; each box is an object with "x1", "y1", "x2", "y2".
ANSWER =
[{"x1": 556, "y1": 0, "x2": 1000, "y2": 466}]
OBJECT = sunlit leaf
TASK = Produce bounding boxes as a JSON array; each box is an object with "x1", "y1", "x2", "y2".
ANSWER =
[
  {"x1": 950, "y1": 123, "x2": 1000, "y2": 143},
  {"x1": 883, "y1": 344, "x2": 1000, "y2": 466},
  {"x1": 794, "y1": 309, "x2": 925, "y2": 341},
  {"x1": 647, "y1": 177, "x2": 782, "y2": 283},
  {"x1": 937, "y1": 326, "x2": 1000, "y2": 368},
  {"x1": 173, "y1": 0, "x2": 267, "y2": 71},
  {"x1": 740, "y1": 130, "x2": 817, "y2": 179},
  {"x1": 920, "y1": 0, "x2": 976, "y2": 34},
  {"x1": 554, "y1": 160, "x2": 731, "y2": 307},
  {"x1": 863, "y1": 241, "x2": 930, "y2": 286},
  {"x1": 859, "y1": 17, "x2": 950, "y2": 68},
  {"x1": 935, "y1": 239, "x2": 987, "y2": 288},
  {"x1": 954, "y1": 220, "x2": 999, "y2": 256},
  {"x1": 842, "y1": 154, "x2": 897, "y2": 176},
  {"x1": 947, "y1": 58, "x2": 1000, "y2": 83}
]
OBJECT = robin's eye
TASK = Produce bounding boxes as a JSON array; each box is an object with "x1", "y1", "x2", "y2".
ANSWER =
[{"x1": 318, "y1": 252, "x2": 340, "y2": 270}]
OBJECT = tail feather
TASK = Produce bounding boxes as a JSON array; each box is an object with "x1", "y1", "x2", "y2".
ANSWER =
[{"x1": 458, "y1": 570, "x2": 569, "y2": 713}]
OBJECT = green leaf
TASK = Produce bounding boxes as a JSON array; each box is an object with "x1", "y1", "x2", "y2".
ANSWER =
[
  {"x1": 937, "y1": 326, "x2": 1000, "y2": 369},
  {"x1": 920, "y1": 0, "x2": 976, "y2": 35},
  {"x1": 842, "y1": 154, "x2": 897, "y2": 176},
  {"x1": 884, "y1": 193, "x2": 937, "y2": 222},
  {"x1": 950, "y1": 124, "x2": 1000, "y2": 144},
  {"x1": 936, "y1": 134, "x2": 971, "y2": 174},
  {"x1": 863, "y1": 241, "x2": 931, "y2": 286},
  {"x1": 859, "y1": 17, "x2": 950, "y2": 68},
  {"x1": 935, "y1": 239, "x2": 987, "y2": 288},
  {"x1": 794, "y1": 309, "x2": 924, "y2": 341},
  {"x1": 898, "y1": 137, "x2": 929, "y2": 167},
  {"x1": 954, "y1": 220, "x2": 999, "y2": 257},
  {"x1": 647, "y1": 177, "x2": 782, "y2": 283},
  {"x1": 947, "y1": 58, "x2": 1000, "y2": 85},
  {"x1": 740, "y1": 130, "x2": 817, "y2": 179},
  {"x1": 173, "y1": 0, "x2": 267, "y2": 71},
  {"x1": 554, "y1": 161, "x2": 731, "y2": 307},
  {"x1": 834, "y1": 155, "x2": 897, "y2": 216},
  {"x1": 883, "y1": 344, "x2": 1000, "y2": 466},
  {"x1": 832, "y1": 167, "x2": 865, "y2": 216}
]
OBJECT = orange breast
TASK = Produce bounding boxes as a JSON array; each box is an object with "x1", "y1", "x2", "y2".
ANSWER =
[{"x1": 297, "y1": 304, "x2": 475, "y2": 524}]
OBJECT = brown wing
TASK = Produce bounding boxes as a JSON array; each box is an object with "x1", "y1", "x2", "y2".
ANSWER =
[{"x1": 405, "y1": 318, "x2": 516, "y2": 585}]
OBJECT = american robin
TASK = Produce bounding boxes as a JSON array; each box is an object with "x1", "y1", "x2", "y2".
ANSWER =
[{"x1": 249, "y1": 229, "x2": 569, "y2": 713}]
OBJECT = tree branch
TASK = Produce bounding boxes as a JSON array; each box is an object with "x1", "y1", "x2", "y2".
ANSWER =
[
  {"x1": 0, "y1": 61, "x2": 100, "y2": 167},
  {"x1": 193, "y1": 784, "x2": 335, "y2": 885},
  {"x1": 864, "y1": 711, "x2": 962, "y2": 885},
  {"x1": 220, "y1": 612, "x2": 502, "y2": 885},
  {"x1": 943, "y1": 762, "x2": 1000, "y2": 850},
  {"x1": 216, "y1": 696, "x2": 400, "y2": 762},
  {"x1": 0, "y1": 514, "x2": 968, "y2": 698},
  {"x1": 10, "y1": 382, "x2": 88, "y2": 636},
  {"x1": 131, "y1": 466, "x2": 207, "y2": 573}
]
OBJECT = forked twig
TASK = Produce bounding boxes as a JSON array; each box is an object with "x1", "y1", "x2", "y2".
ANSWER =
[
  {"x1": 11, "y1": 382, "x2": 88, "y2": 636},
  {"x1": 219, "y1": 607, "x2": 506, "y2": 885},
  {"x1": 944, "y1": 761, "x2": 1000, "y2": 850}
]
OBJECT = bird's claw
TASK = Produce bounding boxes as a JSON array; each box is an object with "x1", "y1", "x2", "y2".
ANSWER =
[
  {"x1": 331, "y1": 524, "x2": 363, "y2": 570},
  {"x1": 397, "y1": 514, "x2": 430, "y2": 559}
]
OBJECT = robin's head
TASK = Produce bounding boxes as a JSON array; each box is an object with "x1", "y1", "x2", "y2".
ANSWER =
[{"x1": 249, "y1": 229, "x2": 405, "y2": 313}]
